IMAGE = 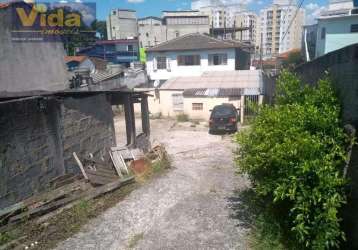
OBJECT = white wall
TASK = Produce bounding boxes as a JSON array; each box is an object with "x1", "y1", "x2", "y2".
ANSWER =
[{"x1": 147, "y1": 48, "x2": 236, "y2": 81}]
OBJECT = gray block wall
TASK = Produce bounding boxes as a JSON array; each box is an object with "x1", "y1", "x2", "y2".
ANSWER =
[{"x1": 0, "y1": 94, "x2": 115, "y2": 209}]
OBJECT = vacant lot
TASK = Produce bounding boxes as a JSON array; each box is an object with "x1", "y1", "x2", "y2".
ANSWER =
[{"x1": 56, "y1": 118, "x2": 250, "y2": 250}]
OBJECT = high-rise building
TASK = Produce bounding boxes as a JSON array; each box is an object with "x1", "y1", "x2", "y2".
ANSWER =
[
  {"x1": 107, "y1": 9, "x2": 138, "y2": 40},
  {"x1": 259, "y1": 1, "x2": 305, "y2": 57},
  {"x1": 235, "y1": 11, "x2": 259, "y2": 43}
]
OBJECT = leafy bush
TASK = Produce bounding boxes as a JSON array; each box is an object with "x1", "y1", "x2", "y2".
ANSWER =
[
  {"x1": 235, "y1": 71, "x2": 348, "y2": 249},
  {"x1": 176, "y1": 113, "x2": 189, "y2": 122}
]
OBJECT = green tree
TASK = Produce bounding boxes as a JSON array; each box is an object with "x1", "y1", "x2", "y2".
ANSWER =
[
  {"x1": 235, "y1": 71, "x2": 348, "y2": 249},
  {"x1": 91, "y1": 20, "x2": 107, "y2": 40}
]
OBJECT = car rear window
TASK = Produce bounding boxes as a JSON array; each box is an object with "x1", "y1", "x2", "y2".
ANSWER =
[{"x1": 212, "y1": 106, "x2": 235, "y2": 116}]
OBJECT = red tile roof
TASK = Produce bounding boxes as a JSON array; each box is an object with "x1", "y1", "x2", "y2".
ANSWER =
[
  {"x1": 64, "y1": 56, "x2": 88, "y2": 63},
  {"x1": 278, "y1": 49, "x2": 301, "y2": 59},
  {"x1": 0, "y1": 2, "x2": 10, "y2": 9}
]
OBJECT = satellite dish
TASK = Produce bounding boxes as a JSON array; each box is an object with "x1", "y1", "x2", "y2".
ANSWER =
[{"x1": 153, "y1": 80, "x2": 160, "y2": 88}]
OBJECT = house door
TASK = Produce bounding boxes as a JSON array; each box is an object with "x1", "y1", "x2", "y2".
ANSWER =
[{"x1": 172, "y1": 93, "x2": 184, "y2": 112}]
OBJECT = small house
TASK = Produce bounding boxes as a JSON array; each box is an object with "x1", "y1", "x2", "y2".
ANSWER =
[{"x1": 146, "y1": 33, "x2": 252, "y2": 81}]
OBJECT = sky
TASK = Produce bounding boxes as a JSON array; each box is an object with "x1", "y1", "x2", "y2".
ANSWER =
[{"x1": 1, "y1": 0, "x2": 332, "y2": 24}]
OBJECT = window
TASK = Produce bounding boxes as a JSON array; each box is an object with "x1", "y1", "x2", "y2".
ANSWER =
[
  {"x1": 177, "y1": 55, "x2": 201, "y2": 66},
  {"x1": 192, "y1": 103, "x2": 203, "y2": 111},
  {"x1": 351, "y1": 24, "x2": 358, "y2": 33},
  {"x1": 156, "y1": 56, "x2": 167, "y2": 70},
  {"x1": 128, "y1": 45, "x2": 134, "y2": 51},
  {"x1": 321, "y1": 27, "x2": 326, "y2": 39},
  {"x1": 172, "y1": 94, "x2": 183, "y2": 111},
  {"x1": 208, "y1": 53, "x2": 228, "y2": 66}
]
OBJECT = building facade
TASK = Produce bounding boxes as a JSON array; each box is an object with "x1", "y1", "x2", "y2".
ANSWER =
[
  {"x1": 146, "y1": 33, "x2": 251, "y2": 81},
  {"x1": 138, "y1": 17, "x2": 166, "y2": 48},
  {"x1": 259, "y1": 2, "x2": 305, "y2": 57},
  {"x1": 107, "y1": 9, "x2": 138, "y2": 40},
  {"x1": 235, "y1": 11, "x2": 259, "y2": 43},
  {"x1": 162, "y1": 11, "x2": 210, "y2": 41},
  {"x1": 78, "y1": 39, "x2": 139, "y2": 66},
  {"x1": 315, "y1": 0, "x2": 358, "y2": 58}
]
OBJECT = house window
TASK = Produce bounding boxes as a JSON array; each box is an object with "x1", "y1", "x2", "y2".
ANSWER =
[
  {"x1": 351, "y1": 24, "x2": 358, "y2": 33},
  {"x1": 128, "y1": 45, "x2": 134, "y2": 51},
  {"x1": 192, "y1": 103, "x2": 203, "y2": 111},
  {"x1": 177, "y1": 55, "x2": 201, "y2": 66},
  {"x1": 321, "y1": 27, "x2": 326, "y2": 39},
  {"x1": 208, "y1": 53, "x2": 228, "y2": 66},
  {"x1": 172, "y1": 94, "x2": 184, "y2": 111},
  {"x1": 156, "y1": 56, "x2": 167, "y2": 70}
]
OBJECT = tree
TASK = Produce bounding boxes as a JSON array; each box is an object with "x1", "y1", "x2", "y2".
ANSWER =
[
  {"x1": 91, "y1": 20, "x2": 107, "y2": 40},
  {"x1": 235, "y1": 71, "x2": 348, "y2": 249}
]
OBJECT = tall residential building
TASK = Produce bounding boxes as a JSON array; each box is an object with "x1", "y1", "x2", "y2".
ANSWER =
[
  {"x1": 162, "y1": 11, "x2": 210, "y2": 41},
  {"x1": 138, "y1": 17, "x2": 166, "y2": 48},
  {"x1": 259, "y1": 2, "x2": 305, "y2": 57},
  {"x1": 235, "y1": 11, "x2": 259, "y2": 43},
  {"x1": 107, "y1": 9, "x2": 138, "y2": 40}
]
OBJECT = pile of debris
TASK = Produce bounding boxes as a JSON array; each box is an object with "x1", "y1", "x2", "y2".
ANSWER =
[{"x1": 0, "y1": 145, "x2": 168, "y2": 233}]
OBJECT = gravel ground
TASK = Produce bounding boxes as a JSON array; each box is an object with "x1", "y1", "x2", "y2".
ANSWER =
[{"x1": 55, "y1": 118, "x2": 251, "y2": 250}]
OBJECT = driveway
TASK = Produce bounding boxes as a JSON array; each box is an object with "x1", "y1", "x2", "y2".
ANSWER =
[{"x1": 56, "y1": 118, "x2": 250, "y2": 250}]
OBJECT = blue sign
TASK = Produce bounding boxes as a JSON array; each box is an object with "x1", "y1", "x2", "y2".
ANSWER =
[{"x1": 354, "y1": 0, "x2": 358, "y2": 7}]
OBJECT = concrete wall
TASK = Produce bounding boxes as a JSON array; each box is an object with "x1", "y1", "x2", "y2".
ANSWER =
[
  {"x1": 316, "y1": 15, "x2": 358, "y2": 58},
  {"x1": 0, "y1": 94, "x2": 115, "y2": 209},
  {"x1": 107, "y1": 10, "x2": 138, "y2": 40},
  {"x1": 147, "y1": 48, "x2": 237, "y2": 81},
  {"x1": 0, "y1": 6, "x2": 69, "y2": 93},
  {"x1": 138, "y1": 18, "x2": 166, "y2": 48},
  {"x1": 134, "y1": 89, "x2": 242, "y2": 120},
  {"x1": 295, "y1": 43, "x2": 358, "y2": 249}
]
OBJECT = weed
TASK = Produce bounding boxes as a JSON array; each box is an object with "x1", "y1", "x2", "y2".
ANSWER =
[
  {"x1": 128, "y1": 232, "x2": 144, "y2": 249},
  {"x1": 176, "y1": 114, "x2": 189, "y2": 123}
]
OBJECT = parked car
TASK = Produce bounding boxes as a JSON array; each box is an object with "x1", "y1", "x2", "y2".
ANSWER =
[{"x1": 209, "y1": 104, "x2": 239, "y2": 134}]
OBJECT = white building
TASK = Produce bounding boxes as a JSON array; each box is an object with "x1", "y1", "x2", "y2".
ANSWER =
[
  {"x1": 134, "y1": 70, "x2": 264, "y2": 123},
  {"x1": 107, "y1": 9, "x2": 138, "y2": 40},
  {"x1": 315, "y1": 0, "x2": 358, "y2": 58},
  {"x1": 259, "y1": 1, "x2": 305, "y2": 57},
  {"x1": 235, "y1": 11, "x2": 259, "y2": 43},
  {"x1": 146, "y1": 33, "x2": 251, "y2": 81}
]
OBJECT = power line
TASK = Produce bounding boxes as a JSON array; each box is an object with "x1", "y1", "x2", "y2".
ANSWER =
[{"x1": 281, "y1": 0, "x2": 305, "y2": 42}]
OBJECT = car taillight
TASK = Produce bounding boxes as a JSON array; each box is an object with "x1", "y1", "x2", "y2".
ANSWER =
[{"x1": 229, "y1": 117, "x2": 236, "y2": 123}]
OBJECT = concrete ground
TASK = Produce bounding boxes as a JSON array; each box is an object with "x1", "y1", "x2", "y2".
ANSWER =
[{"x1": 55, "y1": 118, "x2": 250, "y2": 250}]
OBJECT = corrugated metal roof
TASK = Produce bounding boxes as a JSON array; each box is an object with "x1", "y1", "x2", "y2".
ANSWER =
[
  {"x1": 183, "y1": 88, "x2": 244, "y2": 98},
  {"x1": 91, "y1": 70, "x2": 123, "y2": 84}
]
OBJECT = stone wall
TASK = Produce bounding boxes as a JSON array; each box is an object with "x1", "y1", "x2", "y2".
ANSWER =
[{"x1": 0, "y1": 94, "x2": 115, "y2": 209}]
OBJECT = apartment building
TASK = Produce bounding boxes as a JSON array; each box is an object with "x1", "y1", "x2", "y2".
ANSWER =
[
  {"x1": 235, "y1": 11, "x2": 259, "y2": 43},
  {"x1": 259, "y1": 1, "x2": 305, "y2": 57},
  {"x1": 138, "y1": 17, "x2": 166, "y2": 48},
  {"x1": 107, "y1": 9, "x2": 138, "y2": 40},
  {"x1": 162, "y1": 11, "x2": 210, "y2": 41}
]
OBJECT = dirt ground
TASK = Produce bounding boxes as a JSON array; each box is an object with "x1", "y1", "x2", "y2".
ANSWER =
[{"x1": 55, "y1": 117, "x2": 251, "y2": 250}]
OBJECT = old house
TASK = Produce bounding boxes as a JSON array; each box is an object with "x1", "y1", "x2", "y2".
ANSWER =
[
  {"x1": 136, "y1": 70, "x2": 265, "y2": 123},
  {"x1": 65, "y1": 56, "x2": 96, "y2": 72},
  {"x1": 146, "y1": 33, "x2": 252, "y2": 81}
]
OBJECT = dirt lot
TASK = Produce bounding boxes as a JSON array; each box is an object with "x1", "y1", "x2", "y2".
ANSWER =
[{"x1": 55, "y1": 117, "x2": 250, "y2": 250}]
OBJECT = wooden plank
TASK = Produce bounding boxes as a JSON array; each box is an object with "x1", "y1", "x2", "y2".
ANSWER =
[
  {"x1": 7, "y1": 177, "x2": 135, "y2": 225},
  {"x1": 73, "y1": 152, "x2": 89, "y2": 180},
  {"x1": 87, "y1": 173, "x2": 117, "y2": 186},
  {"x1": 86, "y1": 169, "x2": 118, "y2": 180},
  {"x1": 109, "y1": 151, "x2": 123, "y2": 178},
  {"x1": 119, "y1": 153, "x2": 129, "y2": 175}
]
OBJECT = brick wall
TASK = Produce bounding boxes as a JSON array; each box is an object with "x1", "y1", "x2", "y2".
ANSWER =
[{"x1": 0, "y1": 94, "x2": 115, "y2": 209}]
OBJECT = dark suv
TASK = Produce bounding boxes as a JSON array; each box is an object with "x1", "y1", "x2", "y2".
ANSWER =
[{"x1": 209, "y1": 104, "x2": 239, "y2": 134}]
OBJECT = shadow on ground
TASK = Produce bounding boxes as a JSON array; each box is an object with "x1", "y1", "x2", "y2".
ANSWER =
[{"x1": 227, "y1": 188, "x2": 259, "y2": 229}]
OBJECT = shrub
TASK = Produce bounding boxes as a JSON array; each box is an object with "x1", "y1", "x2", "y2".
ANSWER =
[
  {"x1": 176, "y1": 113, "x2": 189, "y2": 122},
  {"x1": 235, "y1": 71, "x2": 348, "y2": 249}
]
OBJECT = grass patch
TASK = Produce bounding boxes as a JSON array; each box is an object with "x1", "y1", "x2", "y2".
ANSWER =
[
  {"x1": 176, "y1": 114, "x2": 189, "y2": 123},
  {"x1": 128, "y1": 232, "x2": 144, "y2": 249}
]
